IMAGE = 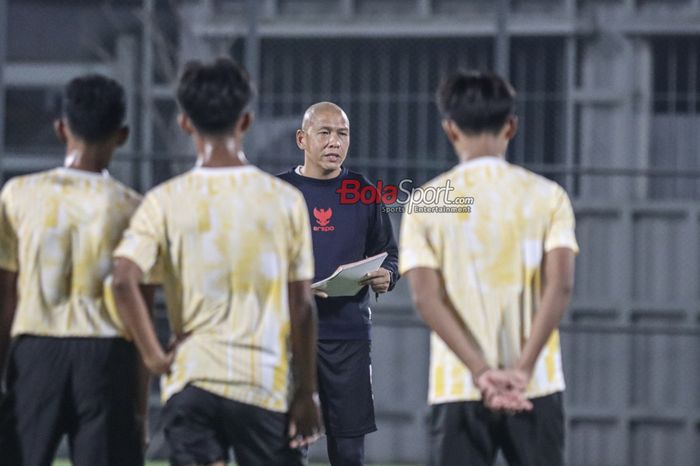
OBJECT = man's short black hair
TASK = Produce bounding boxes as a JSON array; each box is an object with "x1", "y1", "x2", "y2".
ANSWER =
[
  {"x1": 436, "y1": 71, "x2": 516, "y2": 135},
  {"x1": 63, "y1": 74, "x2": 126, "y2": 143},
  {"x1": 176, "y1": 58, "x2": 254, "y2": 135}
]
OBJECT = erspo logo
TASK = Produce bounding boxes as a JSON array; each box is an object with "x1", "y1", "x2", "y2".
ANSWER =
[{"x1": 313, "y1": 208, "x2": 334, "y2": 232}]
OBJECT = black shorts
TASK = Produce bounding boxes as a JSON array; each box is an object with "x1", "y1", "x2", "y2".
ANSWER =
[
  {"x1": 429, "y1": 392, "x2": 565, "y2": 466},
  {"x1": 0, "y1": 335, "x2": 143, "y2": 466},
  {"x1": 317, "y1": 339, "x2": 377, "y2": 437},
  {"x1": 162, "y1": 384, "x2": 303, "y2": 466}
]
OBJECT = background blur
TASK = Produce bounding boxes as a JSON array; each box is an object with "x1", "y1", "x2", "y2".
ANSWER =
[{"x1": 2, "y1": 0, "x2": 700, "y2": 465}]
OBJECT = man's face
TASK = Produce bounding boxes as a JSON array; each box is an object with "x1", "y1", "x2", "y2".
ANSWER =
[{"x1": 298, "y1": 108, "x2": 350, "y2": 177}]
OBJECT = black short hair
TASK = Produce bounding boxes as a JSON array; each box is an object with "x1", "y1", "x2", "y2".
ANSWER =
[
  {"x1": 63, "y1": 74, "x2": 126, "y2": 143},
  {"x1": 436, "y1": 71, "x2": 516, "y2": 135},
  {"x1": 176, "y1": 58, "x2": 254, "y2": 135}
]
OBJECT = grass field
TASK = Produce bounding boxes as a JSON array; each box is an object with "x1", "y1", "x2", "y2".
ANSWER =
[
  {"x1": 54, "y1": 462, "x2": 411, "y2": 466},
  {"x1": 54, "y1": 463, "x2": 169, "y2": 466}
]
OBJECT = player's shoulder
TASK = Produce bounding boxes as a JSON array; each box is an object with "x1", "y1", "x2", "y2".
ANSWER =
[
  {"x1": 507, "y1": 164, "x2": 567, "y2": 198},
  {"x1": 502, "y1": 165, "x2": 573, "y2": 216},
  {"x1": 9, "y1": 168, "x2": 56, "y2": 185},
  {"x1": 344, "y1": 168, "x2": 375, "y2": 187},
  {"x1": 269, "y1": 175, "x2": 308, "y2": 209},
  {"x1": 142, "y1": 169, "x2": 196, "y2": 200},
  {"x1": 1, "y1": 169, "x2": 57, "y2": 197},
  {"x1": 420, "y1": 169, "x2": 455, "y2": 190},
  {"x1": 105, "y1": 177, "x2": 142, "y2": 204}
]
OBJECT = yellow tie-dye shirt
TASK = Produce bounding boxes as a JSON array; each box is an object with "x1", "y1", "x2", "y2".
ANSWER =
[
  {"x1": 114, "y1": 166, "x2": 314, "y2": 412},
  {"x1": 0, "y1": 168, "x2": 141, "y2": 338},
  {"x1": 399, "y1": 157, "x2": 579, "y2": 404}
]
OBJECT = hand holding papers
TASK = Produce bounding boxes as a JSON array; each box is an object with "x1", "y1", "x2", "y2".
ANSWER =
[{"x1": 311, "y1": 253, "x2": 388, "y2": 297}]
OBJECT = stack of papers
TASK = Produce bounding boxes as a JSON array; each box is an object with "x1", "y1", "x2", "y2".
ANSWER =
[{"x1": 311, "y1": 252, "x2": 388, "y2": 297}]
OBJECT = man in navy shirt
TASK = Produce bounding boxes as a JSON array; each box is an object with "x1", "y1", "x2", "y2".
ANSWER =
[{"x1": 279, "y1": 102, "x2": 399, "y2": 466}]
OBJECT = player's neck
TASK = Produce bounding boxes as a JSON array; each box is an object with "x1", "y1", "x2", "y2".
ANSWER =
[
  {"x1": 195, "y1": 136, "x2": 247, "y2": 168},
  {"x1": 63, "y1": 145, "x2": 111, "y2": 173},
  {"x1": 454, "y1": 136, "x2": 508, "y2": 164}
]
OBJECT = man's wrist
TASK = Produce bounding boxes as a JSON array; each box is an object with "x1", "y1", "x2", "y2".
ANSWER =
[
  {"x1": 471, "y1": 365, "x2": 490, "y2": 386},
  {"x1": 293, "y1": 388, "x2": 320, "y2": 404},
  {"x1": 514, "y1": 359, "x2": 534, "y2": 377},
  {"x1": 144, "y1": 349, "x2": 166, "y2": 369},
  {"x1": 294, "y1": 386, "x2": 318, "y2": 396}
]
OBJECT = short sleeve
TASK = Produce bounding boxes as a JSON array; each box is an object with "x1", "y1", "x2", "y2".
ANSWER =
[
  {"x1": 0, "y1": 183, "x2": 18, "y2": 272},
  {"x1": 114, "y1": 192, "x2": 165, "y2": 283},
  {"x1": 287, "y1": 193, "x2": 314, "y2": 282},
  {"x1": 544, "y1": 186, "x2": 579, "y2": 254},
  {"x1": 399, "y1": 210, "x2": 439, "y2": 275}
]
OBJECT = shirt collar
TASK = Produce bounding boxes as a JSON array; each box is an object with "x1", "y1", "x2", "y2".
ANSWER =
[
  {"x1": 455, "y1": 156, "x2": 507, "y2": 170},
  {"x1": 56, "y1": 167, "x2": 110, "y2": 179}
]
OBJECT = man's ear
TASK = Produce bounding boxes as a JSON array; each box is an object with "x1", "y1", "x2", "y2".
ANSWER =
[
  {"x1": 441, "y1": 119, "x2": 460, "y2": 144},
  {"x1": 236, "y1": 111, "x2": 254, "y2": 134},
  {"x1": 503, "y1": 115, "x2": 518, "y2": 141},
  {"x1": 115, "y1": 126, "x2": 129, "y2": 147},
  {"x1": 54, "y1": 119, "x2": 68, "y2": 144},
  {"x1": 178, "y1": 114, "x2": 194, "y2": 135},
  {"x1": 296, "y1": 129, "x2": 306, "y2": 150}
]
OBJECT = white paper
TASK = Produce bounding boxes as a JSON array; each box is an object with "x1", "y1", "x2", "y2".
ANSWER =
[{"x1": 311, "y1": 252, "x2": 388, "y2": 297}]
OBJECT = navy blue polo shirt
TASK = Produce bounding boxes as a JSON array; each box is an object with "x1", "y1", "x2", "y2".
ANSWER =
[{"x1": 278, "y1": 167, "x2": 399, "y2": 340}]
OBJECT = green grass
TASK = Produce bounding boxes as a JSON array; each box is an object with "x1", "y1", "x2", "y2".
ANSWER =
[
  {"x1": 54, "y1": 462, "x2": 412, "y2": 466},
  {"x1": 54, "y1": 463, "x2": 168, "y2": 466}
]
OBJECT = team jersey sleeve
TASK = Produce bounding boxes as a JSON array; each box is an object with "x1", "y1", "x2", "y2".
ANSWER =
[
  {"x1": 114, "y1": 192, "x2": 165, "y2": 283},
  {"x1": 287, "y1": 192, "x2": 315, "y2": 282},
  {"x1": 0, "y1": 183, "x2": 18, "y2": 272},
  {"x1": 365, "y1": 201, "x2": 400, "y2": 290},
  {"x1": 544, "y1": 185, "x2": 580, "y2": 254},
  {"x1": 399, "y1": 209, "x2": 439, "y2": 274}
]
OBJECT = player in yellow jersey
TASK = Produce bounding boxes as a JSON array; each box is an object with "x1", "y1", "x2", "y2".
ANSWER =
[
  {"x1": 111, "y1": 58, "x2": 323, "y2": 466},
  {"x1": 400, "y1": 71, "x2": 578, "y2": 466},
  {"x1": 0, "y1": 75, "x2": 148, "y2": 466}
]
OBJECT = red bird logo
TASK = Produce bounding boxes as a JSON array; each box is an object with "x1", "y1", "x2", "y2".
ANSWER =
[{"x1": 313, "y1": 208, "x2": 333, "y2": 226}]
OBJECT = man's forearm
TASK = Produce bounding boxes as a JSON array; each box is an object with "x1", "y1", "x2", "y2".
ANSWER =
[
  {"x1": 291, "y1": 302, "x2": 317, "y2": 393},
  {"x1": 112, "y1": 269, "x2": 164, "y2": 367},
  {"x1": 517, "y1": 287, "x2": 571, "y2": 374},
  {"x1": 517, "y1": 248, "x2": 575, "y2": 374},
  {"x1": 408, "y1": 268, "x2": 488, "y2": 377},
  {"x1": 416, "y1": 296, "x2": 489, "y2": 377},
  {"x1": 135, "y1": 285, "x2": 155, "y2": 419},
  {"x1": 289, "y1": 283, "x2": 318, "y2": 394}
]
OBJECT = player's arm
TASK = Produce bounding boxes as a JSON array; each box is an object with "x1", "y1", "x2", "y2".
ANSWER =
[
  {"x1": 514, "y1": 247, "x2": 575, "y2": 379},
  {"x1": 510, "y1": 186, "x2": 578, "y2": 387},
  {"x1": 287, "y1": 279, "x2": 322, "y2": 448},
  {"x1": 112, "y1": 258, "x2": 174, "y2": 375},
  {"x1": 407, "y1": 267, "x2": 492, "y2": 378},
  {"x1": 0, "y1": 268, "x2": 17, "y2": 381},
  {"x1": 135, "y1": 284, "x2": 156, "y2": 446},
  {"x1": 407, "y1": 267, "x2": 532, "y2": 412}
]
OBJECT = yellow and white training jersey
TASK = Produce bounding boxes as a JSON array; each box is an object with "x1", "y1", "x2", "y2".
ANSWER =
[
  {"x1": 0, "y1": 167, "x2": 142, "y2": 338},
  {"x1": 114, "y1": 166, "x2": 314, "y2": 412},
  {"x1": 399, "y1": 157, "x2": 579, "y2": 404}
]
